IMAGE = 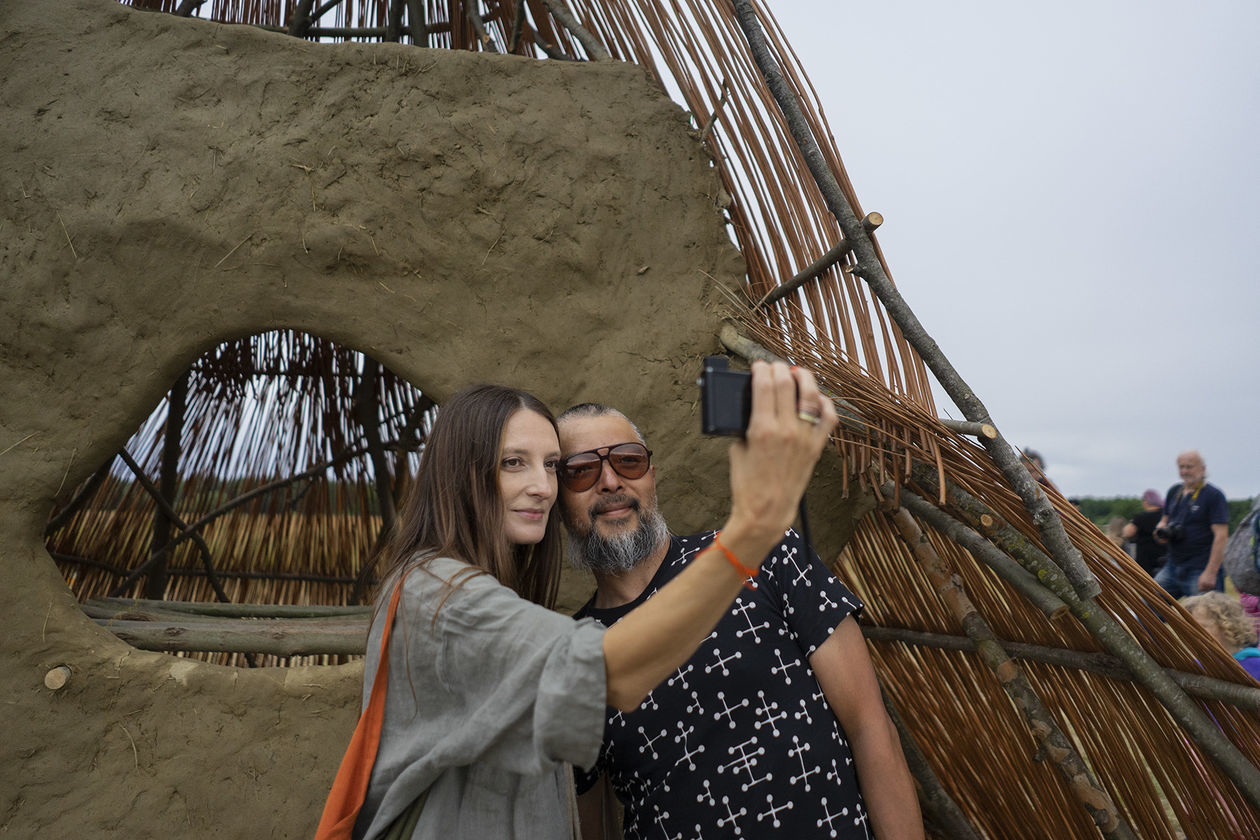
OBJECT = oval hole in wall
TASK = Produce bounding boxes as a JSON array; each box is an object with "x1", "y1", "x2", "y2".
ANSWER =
[{"x1": 44, "y1": 328, "x2": 436, "y2": 668}]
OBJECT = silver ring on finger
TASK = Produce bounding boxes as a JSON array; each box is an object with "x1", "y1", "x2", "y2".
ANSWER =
[{"x1": 797, "y1": 409, "x2": 821, "y2": 426}]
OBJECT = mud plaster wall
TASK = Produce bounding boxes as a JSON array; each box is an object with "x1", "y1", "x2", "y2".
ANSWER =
[{"x1": 0, "y1": 1, "x2": 866, "y2": 836}]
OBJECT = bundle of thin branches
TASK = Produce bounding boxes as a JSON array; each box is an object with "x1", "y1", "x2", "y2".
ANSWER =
[{"x1": 733, "y1": 309, "x2": 1260, "y2": 837}]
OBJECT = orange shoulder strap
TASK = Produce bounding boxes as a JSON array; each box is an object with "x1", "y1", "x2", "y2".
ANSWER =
[{"x1": 313, "y1": 578, "x2": 407, "y2": 840}]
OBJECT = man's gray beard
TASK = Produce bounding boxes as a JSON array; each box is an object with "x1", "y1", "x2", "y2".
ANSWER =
[{"x1": 567, "y1": 504, "x2": 670, "y2": 573}]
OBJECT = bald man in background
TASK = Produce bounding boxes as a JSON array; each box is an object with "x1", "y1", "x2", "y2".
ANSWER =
[{"x1": 1154, "y1": 450, "x2": 1229, "y2": 597}]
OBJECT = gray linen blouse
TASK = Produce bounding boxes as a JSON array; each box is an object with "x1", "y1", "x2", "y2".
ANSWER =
[{"x1": 354, "y1": 556, "x2": 608, "y2": 840}]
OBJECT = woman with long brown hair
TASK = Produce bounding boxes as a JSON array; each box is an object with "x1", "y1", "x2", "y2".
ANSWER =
[{"x1": 351, "y1": 362, "x2": 835, "y2": 839}]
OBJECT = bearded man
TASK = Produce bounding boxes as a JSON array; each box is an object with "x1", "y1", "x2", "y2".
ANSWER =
[{"x1": 555, "y1": 403, "x2": 922, "y2": 840}]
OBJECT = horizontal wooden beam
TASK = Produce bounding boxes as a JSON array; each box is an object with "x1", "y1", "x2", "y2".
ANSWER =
[
  {"x1": 86, "y1": 597, "x2": 370, "y2": 619},
  {"x1": 864, "y1": 624, "x2": 1260, "y2": 712},
  {"x1": 93, "y1": 616, "x2": 368, "y2": 656}
]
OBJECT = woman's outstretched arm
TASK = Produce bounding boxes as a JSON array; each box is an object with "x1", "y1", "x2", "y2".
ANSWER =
[{"x1": 600, "y1": 361, "x2": 837, "y2": 711}]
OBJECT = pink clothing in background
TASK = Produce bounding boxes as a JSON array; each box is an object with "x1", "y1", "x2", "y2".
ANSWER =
[{"x1": 1242, "y1": 592, "x2": 1260, "y2": 638}]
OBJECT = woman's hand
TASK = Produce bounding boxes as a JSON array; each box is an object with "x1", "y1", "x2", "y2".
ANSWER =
[{"x1": 721, "y1": 360, "x2": 838, "y2": 556}]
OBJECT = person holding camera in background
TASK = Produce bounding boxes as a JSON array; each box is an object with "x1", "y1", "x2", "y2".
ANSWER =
[
  {"x1": 1154, "y1": 450, "x2": 1229, "y2": 597},
  {"x1": 555, "y1": 360, "x2": 922, "y2": 840},
  {"x1": 1122, "y1": 488, "x2": 1168, "y2": 576}
]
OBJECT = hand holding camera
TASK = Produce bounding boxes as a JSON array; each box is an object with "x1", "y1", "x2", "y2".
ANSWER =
[{"x1": 700, "y1": 357, "x2": 836, "y2": 555}]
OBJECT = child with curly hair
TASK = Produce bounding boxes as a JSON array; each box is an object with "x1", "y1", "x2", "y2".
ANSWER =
[{"x1": 1181, "y1": 591, "x2": 1260, "y2": 681}]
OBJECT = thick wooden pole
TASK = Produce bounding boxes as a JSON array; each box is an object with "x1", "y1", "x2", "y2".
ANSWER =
[
  {"x1": 386, "y1": 0, "x2": 404, "y2": 42},
  {"x1": 146, "y1": 371, "x2": 188, "y2": 600},
  {"x1": 407, "y1": 0, "x2": 428, "y2": 46},
  {"x1": 287, "y1": 0, "x2": 317, "y2": 36},
  {"x1": 883, "y1": 504, "x2": 1132, "y2": 838},
  {"x1": 881, "y1": 694, "x2": 983, "y2": 840},
  {"x1": 44, "y1": 455, "x2": 115, "y2": 536},
  {"x1": 115, "y1": 449, "x2": 231, "y2": 602},
  {"x1": 175, "y1": 0, "x2": 207, "y2": 17},
  {"x1": 539, "y1": 0, "x2": 609, "y2": 60},
  {"x1": 755, "y1": 239, "x2": 851, "y2": 310},
  {"x1": 356, "y1": 361, "x2": 397, "y2": 542},
  {"x1": 728, "y1": 0, "x2": 1099, "y2": 601}
]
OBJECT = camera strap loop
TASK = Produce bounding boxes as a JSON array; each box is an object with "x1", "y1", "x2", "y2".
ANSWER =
[{"x1": 1170, "y1": 483, "x2": 1201, "y2": 525}]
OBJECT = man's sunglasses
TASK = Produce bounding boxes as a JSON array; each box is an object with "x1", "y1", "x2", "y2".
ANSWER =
[{"x1": 558, "y1": 442, "x2": 653, "y2": 492}]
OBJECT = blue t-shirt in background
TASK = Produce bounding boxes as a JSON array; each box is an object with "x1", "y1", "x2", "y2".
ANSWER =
[{"x1": 1163, "y1": 482, "x2": 1228, "y2": 568}]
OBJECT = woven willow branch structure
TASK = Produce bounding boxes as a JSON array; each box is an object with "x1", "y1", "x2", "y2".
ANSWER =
[{"x1": 55, "y1": 2, "x2": 1260, "y2": 836}]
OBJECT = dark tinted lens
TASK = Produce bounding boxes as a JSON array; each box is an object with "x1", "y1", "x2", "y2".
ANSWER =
[
  {"x1": 559, "y1": 454, "x2": 601, "y2": 491},
  {"x1": 608, "y1": 445, "x2": 649, "y2": 478}
]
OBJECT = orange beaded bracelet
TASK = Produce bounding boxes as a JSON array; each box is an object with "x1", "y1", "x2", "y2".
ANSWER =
[{"x1": 713, "y1": 533, "x2": 758, "y2": 590}]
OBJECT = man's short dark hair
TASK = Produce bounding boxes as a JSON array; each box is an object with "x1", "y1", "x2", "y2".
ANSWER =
[{"x1": 556, "y1": 403, "x2": 647, "y2": 445}]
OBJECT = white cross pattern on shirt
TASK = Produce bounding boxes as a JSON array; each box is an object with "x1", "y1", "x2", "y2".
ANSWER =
[
  {"x1": 637, "y1": 725, "x2": 668, "y2": 759},
  {"x1": 816, "y1": 795, "x2": 849, "y2": 839},
  {"x1": 705, "y1": 646, "x2": 742, "y2": 676},
  {"x1": 673, "y1": 721, "x2": 706, "y2": 770},
  {"x1": 651, "y1": 805, "x2": 682, "y2": 840},
  {"x1": 712, "y1": 690, "x2": 749, "y2": 728},
  {"x1": 788, "y1": 734, "x2": 820, "y2": 791},
  {"x1": 782, "y1": 543, "x2": 813, "y2": 588},
  {"x1": 696, "y1": 778, "x2": 717, "y2": 807},
  {"x1": 716, "y1": 795, "x2": 748, "y2": 835},
  {"x1": 717, "y1": 735, "x2": 772, "y2": 791},
  {"x1": 770, "y1": 647, "x2": 801, "y2": 684},
  {"x1": 732, "y1": 600, "x2": 770, "y2": 644},
  {"x1": 753, "y1": 689, "x2": 787, "y2": 737},
  {"x1": 756, "y1": 792, "x2": 794, "y2": 828},
  {"x1": 667, "y1": 663, "x2": 693, "y2": 691}
]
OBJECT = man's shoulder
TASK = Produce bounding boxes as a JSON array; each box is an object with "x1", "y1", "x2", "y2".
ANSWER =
[{"x1": 1203, "y1": 482, "x2": 1230, "y2": 518}]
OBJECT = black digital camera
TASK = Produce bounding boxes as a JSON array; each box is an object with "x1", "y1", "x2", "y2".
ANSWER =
[
  {"x1": 1155, "y1": 523, "x2": 1185, "y2": 543},
  {"x1": 699, "y1": 355, "x2": 751, "y2": 437}
]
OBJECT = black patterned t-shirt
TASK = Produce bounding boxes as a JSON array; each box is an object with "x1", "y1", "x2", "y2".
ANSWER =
[{"x1": 575, "y1": 530, "x2": 872, "y2": 839}]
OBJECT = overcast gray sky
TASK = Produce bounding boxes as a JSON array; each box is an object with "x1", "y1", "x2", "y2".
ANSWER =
[{"x1": 771, "y1": 2, "x2": 1259, "y2": 500}]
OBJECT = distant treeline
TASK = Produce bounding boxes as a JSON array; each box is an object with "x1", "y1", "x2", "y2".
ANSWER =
[{"x1": 1072, "y1": 496, "x2": 1256, "y2": 532}]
